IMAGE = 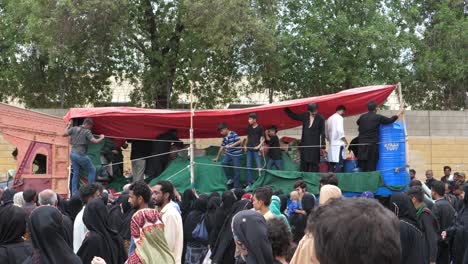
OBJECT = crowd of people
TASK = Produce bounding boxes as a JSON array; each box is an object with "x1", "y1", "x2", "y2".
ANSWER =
[{"x1": 1, "y1": 167, "x2": 468, "y2": 264}]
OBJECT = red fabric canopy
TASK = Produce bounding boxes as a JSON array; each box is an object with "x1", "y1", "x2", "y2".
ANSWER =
[{"x1": 64, "y1": 84, "x2": 397, "y2": 139}]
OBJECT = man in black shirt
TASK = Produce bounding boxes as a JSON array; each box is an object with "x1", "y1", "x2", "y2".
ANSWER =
[
  {"x1": 265, "y1": 126, "x2": 282, "y2": 170},
  {"x1": 431, "y1": 180, "x2": 456, "y2": 264},
  {"x1": 244, "y1": 113, "x2": 264, "y2": 188},
  {"x1": 408, "y1": 186, "x2": 438, "y2": 264},
  {"x1": 356, "y1": 101, "x2": 403, "y2": 172}
]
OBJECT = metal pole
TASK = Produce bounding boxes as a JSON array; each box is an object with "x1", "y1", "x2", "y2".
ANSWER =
[
  {"x1": 397, "y1": 82, "x2": 410, "y2": 164},
  {"x1": 190, "y1": 82, "x2": 195, "y2": 190}
]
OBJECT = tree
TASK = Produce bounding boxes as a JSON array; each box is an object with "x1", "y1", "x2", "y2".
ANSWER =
[
  {"x1": 1, "y1": 0, "x2": 464, "y2": 110},
  {"x1": 0, "y1": 0, "x2": 125, "y2": 108},
  {"x1": 279, "y1": 0, "x2": 411, "y2": 99},
  {"x1": 399, "y1": 0, "x2": 467, "y2": 110}
]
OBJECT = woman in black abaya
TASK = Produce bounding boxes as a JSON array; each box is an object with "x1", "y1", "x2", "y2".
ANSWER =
[
  {"x1": 108, "y1": 192, "x2": 135, "y2": 252},
  {"x1": 211, "y1": 194, "x2": 252, "y2": 264},
  {"x1": 0, "y1": 204, "x2": 33, "y2": 264},
  {"x1": 181, "y1": 189, "x2": 197, "y2": 222},
  {"x1": 25, "y1": 206, "x2": 81, "y2": 264},
  {"x1": 77, "y1": 199, "x2": 126, "y2": 264},
  {"x1": 184, "y1": 194, "x2": 210, "y2": 264},
  {"x1": 390, "y1": 193, "x2": 425, "y2": 264},
  {"x1": 205, "y1": 196, "x2": 221, "y2": 249}
]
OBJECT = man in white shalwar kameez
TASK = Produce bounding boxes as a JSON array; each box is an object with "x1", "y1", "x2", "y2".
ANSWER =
[{"x1": 326, "y1": 105, "x2": 348, "y2": 172}]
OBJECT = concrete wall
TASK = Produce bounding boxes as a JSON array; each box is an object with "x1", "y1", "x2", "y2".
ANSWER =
[{"x1": 1, "y1": 110, "x2": 467, "y2": 182}]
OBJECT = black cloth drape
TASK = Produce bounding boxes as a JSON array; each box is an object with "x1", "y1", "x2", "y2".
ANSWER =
[{"x1": 145, "y1": 131, "x2": 182, "y2": 180}]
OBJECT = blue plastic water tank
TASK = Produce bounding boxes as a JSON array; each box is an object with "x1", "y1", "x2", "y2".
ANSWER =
[{"x1": 375, "y1": 122, "x2": 407, "y2": 196}]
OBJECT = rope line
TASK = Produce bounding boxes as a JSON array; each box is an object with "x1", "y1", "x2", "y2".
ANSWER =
[
  {"x1": 95, "y1": 134, "x2": 185, "y2": 143},
  {"x1": 97, "y1": 134, "x2": 406, "y2": 148},
  {"x1": 100, "y1": 148, "x2": 188, "y2": 168},
  {"x1": 165, "y1": 165, "x2": 190, "y2": 182},
  {"x1": 195, "y1": 161, "x2": 406, "y2": 173}
]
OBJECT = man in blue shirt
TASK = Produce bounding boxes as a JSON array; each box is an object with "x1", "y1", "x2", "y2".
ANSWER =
[{"x1": 212, "y1": 123, "x2": 242, "y2": 188}]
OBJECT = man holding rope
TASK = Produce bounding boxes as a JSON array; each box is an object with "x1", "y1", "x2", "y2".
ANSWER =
[
  {"x1": 64, "y1": 118, "x2": 105, "y2": 195},
  {"x1": 212, "y1": 123, "x2": 242, "y2": 188}
]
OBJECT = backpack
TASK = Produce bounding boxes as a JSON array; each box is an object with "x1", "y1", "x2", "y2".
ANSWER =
[{"x1": 192, "y1": 215, "x2": 209, "y2": 241}]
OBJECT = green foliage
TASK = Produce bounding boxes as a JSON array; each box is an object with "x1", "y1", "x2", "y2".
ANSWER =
[
  {"x1": 0, "y1": 0, "x2": 126, "y2": 107},
  {"x1": 401, "y1": 0, "x2": 467, "y2": 110},
  {"x1": 0, "y1": 0, "x2": 465, "y2": 109}
]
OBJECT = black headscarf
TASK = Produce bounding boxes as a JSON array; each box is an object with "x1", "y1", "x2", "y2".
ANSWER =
[
  {"x1": 212, "y1": 191, "x2": 237, "y2": 237},
  {"x1": 209, "y1": 192, "x2": 221, "y2": 199},
  {"x1": 1, "y1": 189, "x2": 16, "y2": 206},
  {"x1": 278, "y1": 194, "x2": 288, "y2": 213},
  {"x1": 233, "y1": 188, "x2": 245, "y2": 201},
  {"x1": 67, "y1": 194, "x2": 83, "y2": 222},
  {"x1": 78, "y1": 199, "x2": 126, "y2": 264},
  {"x1": 390, "y1": 193, "x2": 419, "y2": 228},
  {"x1": 463, "y1": 184, "x2": 468, "y2": 207},
  {"x1": 232, "y1": 210, "x2": 274, "y2": 264},
  {"x1": 221, "y1": 190, "x2": 237, "y2": 209},
  {"x1": 0, "y1": 204, "x2": 27, "y2": 245},
  {"x1": 27, "y1": 206, "x2": 81, "y2": 264},
  {"x1": 56, "y1": 194, "x2": 69, "y2": 217},
  {"x1": 181, "y1": 189, "x2": 197, "y2": 221}
]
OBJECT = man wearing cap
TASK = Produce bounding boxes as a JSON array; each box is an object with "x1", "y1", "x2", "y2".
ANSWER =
[
  {"x1": 356, "y1": 101, "x2": 403, "y2": 172},
  {"x1": 212, "y1": 123, "x2": 243, "y2": 188},
  {"x1": 64, "y1": 118, "x2": 105, "y2": 195},
  {"x1": 284, "y1": 103, "x2": 326, "y2": 172}
]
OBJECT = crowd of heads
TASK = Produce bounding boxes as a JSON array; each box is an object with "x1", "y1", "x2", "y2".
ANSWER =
[{"x1": 1, "y1": 164, "x2": 467, "y2": 264}]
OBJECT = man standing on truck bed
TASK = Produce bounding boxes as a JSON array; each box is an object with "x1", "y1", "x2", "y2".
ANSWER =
[{"x1": 64, "y1": 118, "x2": 105, "y2": 195}]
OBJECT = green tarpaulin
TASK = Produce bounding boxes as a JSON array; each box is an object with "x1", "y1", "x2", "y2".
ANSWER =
[
  {"x1": 82, "y1": 144, "x2": 384, "y2": 195},
  {"x1": 150, "y1": 150, "x2": 382, "y2": 195}
]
